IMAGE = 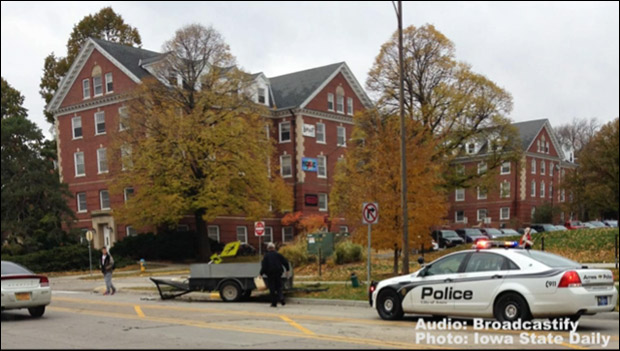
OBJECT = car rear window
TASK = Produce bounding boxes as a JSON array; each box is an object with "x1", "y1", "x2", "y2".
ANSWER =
[
  {"x1": 441, "y1": 230, "x2": 459, "y2": 238},
  {"x1": 515, "y1": 251, "x2": 581, "y2": 268},
  {"x1": 485, "y1": 229, "x2": 502, "y2": 235},
  {"x1": 1, "y1": 261, "x2": 33, "y2": 275},
  {"x1": 465, "y1": 229, "x2": 482, "y2": 235}
]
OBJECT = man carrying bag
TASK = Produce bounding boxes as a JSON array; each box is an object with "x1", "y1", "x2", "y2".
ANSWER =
[{"x1": 260, "y1": 243, "x2": 290, "y2": 307}]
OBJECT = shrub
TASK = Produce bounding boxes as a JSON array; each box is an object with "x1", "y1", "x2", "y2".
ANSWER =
[
  {"x1": 279, "y1": 236, "x2": 313, "y2": 267},
  {"x1": 334, "y1": 240, "x2": 364, "y2": 265}
]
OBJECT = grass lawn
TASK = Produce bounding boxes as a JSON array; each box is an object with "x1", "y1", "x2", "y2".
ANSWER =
[{"x1": 289, "y1": 282, "x2": 368, "y2": 301}]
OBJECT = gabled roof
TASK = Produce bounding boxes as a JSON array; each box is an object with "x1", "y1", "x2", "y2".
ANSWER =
[
  {"x1": 90, "y1": 38, "x2": 162, "y2": 79},
  {"x1": 512, "y1": 119, "x2": 549, "y2": 151}
]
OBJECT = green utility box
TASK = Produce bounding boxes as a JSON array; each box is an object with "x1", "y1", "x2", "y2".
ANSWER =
[{"x1": 306, "y1": 232, "x2": 350, "y2": 257}]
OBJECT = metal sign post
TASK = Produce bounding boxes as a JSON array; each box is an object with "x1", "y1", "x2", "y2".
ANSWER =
[
  {"x1": 254, "y1": 221, "x2": 265, "y2": 261},
  {"x1": 362, "y1": 203, "x2": 379, "y2": 285},
  {"x1": 85, "y1": 230, "x2": 94, "y2": 276}
]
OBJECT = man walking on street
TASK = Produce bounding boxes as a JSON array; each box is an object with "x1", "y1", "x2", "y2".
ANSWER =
[
  {"x1": 101, "y1": 246, "x2": 116, "y2": 295},
  {"x1": 260, "y1": 243, "x2": 290, "y2": 307}
]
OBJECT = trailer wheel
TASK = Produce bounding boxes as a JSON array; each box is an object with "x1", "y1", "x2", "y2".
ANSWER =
[{"x1": 220, "y1": 281, "x2": 242, "y2": 302}]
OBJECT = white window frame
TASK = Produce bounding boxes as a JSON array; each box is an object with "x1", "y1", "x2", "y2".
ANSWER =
[
  {"x1": 455, "y1": 210, "x2": 465, "y2": 223},
  {"x1": 327, "y1": 93, "x2": 334, "y2": 111},
  {"x1": 94, "y1": 111, "x2": 105, "y2": 135},
  {"x1": 347, "y1": 97, "x2": 353, "y2": 116},
  {"x1": 263, "y1": 227, "x2": 273, "y2": 243},
  {"x1": 97, "y1": 148, "x2": 108, "y2": 174},
  {"x1": 561, "y1": 189, "x2": 566, "y2": 202},
  {"x1": 339, "y1": 226, "x2": 349, "y2": 234},
  {"x1": 280, "y1": 155, "x2": 292, "y2": 178},
  {"x1": 236, "y1": 226, "x2": 248, "y2": 243},
  {"x1": 541, "y1": 160, "x2": 546, "y2": 175},
  {"x1": 121, "y1": 145, "x2": 132, "y2": 171},
  {"x1": 477, "y1": 187, "x2": 487, "y2": 200},
  {"x1": 279, "y1": 121, "x2": 291, "y2": 143},
  {"x1": 500, "y1": 161, "x2": 511, "y2": 175},
  {"x1": 550, "y1": 163, "x2": 554, "y2": 177},
  {"x1": 126, "y1": 226, "x2": 137, "y2": 237},
  {"x1": 336, "y1": 95, "x2": 344, "y2": 114},
  {"x1": 82, "y1": 79, "x2": 90, "y2": 99},
  {"x1": 337, "y1": 126, "x2": 346, "y2": 147},
  {"x1": 500, "y1": 181, "x2": 511, "y2": 198},
  {"x1": 72, "y1": 116, "x2": 82, "y2": 139},
  {"x1": 105, "y1": 72, "x2": 113, "y2": 94},
  {"x1": 318, "y1": 193, "x2": 328, "y2": 212},
  {"x1": 455, "y1": 188, "x2": 465, "y2": 202},
  {"x1": 477, "y1": 209, "x2": 488, "y2": 222},
  {"x1": 208, "y1": 225, "x2": 220, "y2": 242},
  {"x1": 93, "y1": 75, "x2": 103, "y2": 96},
  {"x1": 477, "y1": 162, "x2": 487, "y2": 175},
  {"x1": 540, "y1": 181, "x2": 545, "y2": 198},
  {"x1": 546, "y1": 142, "x2": 550, "y2": 154},
  {"x1": 317, "y1": 155, "x2": 327, "y2": 178},
  {"x1": 124, "y1": 187, "x2": 134, "y2": 202},
  {"x1": 119, "y1": 107, "x2": 129, "y2": 131},
  {"x1": 531, "y1": 158, "x2": 536, "y2": 174},
  {"x1": 76, "y1": 192, "x2": 87, "y2": 213},
  {"x1": 316, "y1": 123, "x2": 326, "y2": 144},
  {"x1": 549, "y1": 182, "x2": 553, "y2": 199},
  {"x1": 282, "y1": 226, "x2": 294, "y2": 243},
  {"x1": 74, "y1": 152, "x2": 85, "y2": 177},
  {"x1": 500, "y1": 207, "x2": 510, "y2": 220},
  {"x1": 257, "y1": 87, "x2": 266, "y2": 104},
  {"x1": 531, "y1": 180, "x2": 536, "y2": 197},
  {"x1": 99, "y1": 190, "x2": 110, "y2": 210}
]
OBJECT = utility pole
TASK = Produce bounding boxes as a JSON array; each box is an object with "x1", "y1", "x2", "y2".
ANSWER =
[{"x1": 393, "y1": 0, "x2": 409, "y2": 274}]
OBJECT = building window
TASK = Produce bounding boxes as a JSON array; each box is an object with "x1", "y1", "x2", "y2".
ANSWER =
[
  {"x1": 500, "y1": 162, "x2": 511, "y2": 175},
  {"x1": 455, "y1": 210, "x2": 465, "y2": 223},
  {"x1": 176, "y1": 224, "x2": 189, "y2": 232},
  {"x1": 336, "y1": 95, "x2": 344, "y2": 114},
  {"x1": 327, "y1": 93, "x2": 334, "y2": 111},
  {"x1": 94, "y1": 111, "x2": 105, "y2": 135},
  {"x1": 477, "y1": 162, "x2": 487, "y2": 175},
  {"x1": 318, "y1": 193, "x2": 328, "y2": 211},
  {"x1": 466, "y1": 142, "x2": 477, "y2": 154},
  {"x1": 316, "y1": 123, "x2": 325, "y2": 143},
  {"x1": 74, "y1": 152, "x2": 85, "y2": 176},
  {"x1": 549, "y1": 182, "x2": 553, "y2": 199},
  {"x1": 317, "y1": 155, "x2": 327, "y2": 178},
  {"x1": 72, "y1": 116, "x2": 82, "y2": 139},
  {"x1": 279, "y1": 121, "x2": 291, "y2": 143},
  {"x1": 208, "y1": 225, "x2": 220, "y2": 242},
  {"x1": 531, "y1": 159, "x2": 536, "y2": 174},
  {"x1": 500, "y1": 181, "x2": 510, "y2": 198},
  {"x1": 541, "y1": 160, "x2": 546, "y2": 175},
  {"x1": 280, "y1": 155, "x2": 292, "y2": 178},
  {"x1": 477, "y1": 187, "x2": 487, "y2": 200},
  {"x1": 257, "y1": 87, "x2": 266, "y2": 104},
  {"x1": 347, "y1": 97, "x2": 353, "y2": 116},
  {"x1": 549, "y1": 163, "x2": 554, "y2": 177},
  {"x1": 537, "y1": 140, "x2": 541, "y2": 153},
  {"x1": 540, "y1": 181, "x2": 545, "y2": 198},
  {"x1": 455, "y1": 188, "x2": 465, "y2": 202},
  {"x1": 93, "y1": 75, "x2": 103, "y2": 96},
  {"x1": 77, "y1": 192, "x2": 87, "y2": 213},
  {"x1": 105, "y1": 73, "x2": 113, "y2": 93},
  {"x1": 82, "y1": 79, "x2": 90, "y2": 99},
  {"x1": 561, "y1": 189, "x2": 566, "y2": 202},
  {"x1": 121, "y1": 145, "x2": 132, "y2": 171},
  {"x1": 97, "y1": 148, "x2": 108, "y2": 174},
  {"x1": 263, "y1": 227, "x2": 273, "y2": 243},
  {"x1": 124, "y1": 187, "x2": 134, "y2": 202},
  {"x1": 546, "y1": 142, "x2": 550, "y2": 154},
  {"x1": 477, "y1": 209, "x2": 488, "y2": 222},
  {"x1": 531, "y1": 181, "x2": 536, "y2": 197},
  {"x1": 337, "y1": 126, "x2": 346, "y2": 147},
  {"x1": 126, "y1": 226, "x2": 137, "y2": 237},
  {"x1": 282, "y1": 227, "x2": 294, "y2": 242},
  {"x1": 100, "y1": 190, "x2": 110, "y2": 210},
  {"x1": 339, "y1": 226, "x2": 349, "y2": 234},
  {"x1": 500, "y1": 207, "x2": 510, "y2": 220},
  {"x1": 236, "y1": 226, "x2": 248, "y2": 243},
  {"x1": 119, "y1": 107, "x2": 129, "y2": 131},
  {"x1": 531, "y1": 207, "x2": 536, "y2": 220}
]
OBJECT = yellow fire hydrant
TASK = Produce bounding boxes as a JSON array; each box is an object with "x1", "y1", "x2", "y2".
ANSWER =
[{"x1": 140, "y1": 258, "x2": 146, "y2": 272}]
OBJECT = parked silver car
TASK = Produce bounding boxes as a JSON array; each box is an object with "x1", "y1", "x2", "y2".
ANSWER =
[{"x1": 1, "y1": 261, "x2": 51, "y2": 317}]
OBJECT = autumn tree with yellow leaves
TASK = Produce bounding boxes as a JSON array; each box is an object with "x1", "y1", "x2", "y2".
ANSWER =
[{"x1": 109, "y1": 24, "x2": 291, "y2": 261}]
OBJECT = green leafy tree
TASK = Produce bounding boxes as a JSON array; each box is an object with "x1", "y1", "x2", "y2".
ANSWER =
[
  {"x1": 109, "y1": 24, "x2": 292, "y2": 261},
  {"x1": 39, "y1": 7, "x2": 141, "y2": 123},
  {"x1": 1, "y1": 78, "x2": 75, "y2": 254}
]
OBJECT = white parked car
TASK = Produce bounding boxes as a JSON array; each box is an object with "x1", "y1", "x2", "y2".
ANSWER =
[
  {"x1": 1, "y1": 261, "x2": 52, "y2": 317},
  {"x1": 369, "y1": 241, "x2": 617, "y2": 322}
]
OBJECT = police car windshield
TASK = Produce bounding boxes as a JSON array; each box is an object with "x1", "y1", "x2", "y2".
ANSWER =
[
  {"x1": 441, "y1": 230, "x2": 459, "y2": 238},
  {"x1": 515, "y1": 251, "x2": 581, "y2": 268}
]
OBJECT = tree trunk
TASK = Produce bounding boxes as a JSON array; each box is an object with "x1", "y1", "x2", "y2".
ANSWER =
[
  {"x1": 195, "y1": 209, "x2": 212, "y2": 262},
  {"x1": 393, "y1": 244, "x2": 399, "y2": 275}
]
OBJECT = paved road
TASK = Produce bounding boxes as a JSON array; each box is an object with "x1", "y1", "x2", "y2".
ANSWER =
[{"x1": 2, "y1": 287, "x2": 618, "y2": 349}]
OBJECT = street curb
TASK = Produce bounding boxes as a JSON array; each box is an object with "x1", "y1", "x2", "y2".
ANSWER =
[{"x1": 287, "y1": 297, "x2": 369, "y2": 307}]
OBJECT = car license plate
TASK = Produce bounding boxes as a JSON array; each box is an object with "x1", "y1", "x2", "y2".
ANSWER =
[
  {"x1": 597, "y1": 296, "x2": 608, "y2": 306},
  {"x1": 15, "y1": 292, "x2": 31, "y2": 301}
]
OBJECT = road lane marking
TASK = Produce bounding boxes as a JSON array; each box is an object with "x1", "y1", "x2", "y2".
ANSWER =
[
  {"x1": 134, "y1": 305, "x2": 145, "y2": 318},
  {"x1": 280, "y1": 315, "x2": 315, "y2": 335},
  {"x1": 48, "y1": 306, "x2": 445, "y2": 349}
]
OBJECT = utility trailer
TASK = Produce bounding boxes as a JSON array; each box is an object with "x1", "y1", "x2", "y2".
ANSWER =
[{"x1": 150, "y1": 262, "x2": 294, "y2": 302}]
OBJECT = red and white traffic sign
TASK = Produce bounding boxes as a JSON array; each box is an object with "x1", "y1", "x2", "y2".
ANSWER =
[
  {"x1": 254, "y1": 221, "x2": 265, "y2": 236},
  {"x1": 362, "y1": 202, "x2": 379, "y2": 225}
]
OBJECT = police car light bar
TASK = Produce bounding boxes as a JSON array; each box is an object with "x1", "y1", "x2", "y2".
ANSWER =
[{"x1": 474, "y1": 240, "x2": 519, "y2": 249}]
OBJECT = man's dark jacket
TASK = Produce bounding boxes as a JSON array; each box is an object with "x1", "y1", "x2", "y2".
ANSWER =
[{"x1": 260, "y1": 251, "x2": 290, "y2": 276}]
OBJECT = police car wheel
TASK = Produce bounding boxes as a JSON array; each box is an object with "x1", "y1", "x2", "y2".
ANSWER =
[
  {"x1": 377, "y1": 290, "x2": 404, "y2": 320},
  {"x1": 494, "y1": 293, "x2": 531, "y2": 322},
  {"x1": 220, "y1": 281, "x2": 241, "y2": 302}
]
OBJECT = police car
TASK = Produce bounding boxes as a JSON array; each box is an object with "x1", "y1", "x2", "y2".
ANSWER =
[{"x1": 369, "y1": 241, "x2": 617, "y2": 322}]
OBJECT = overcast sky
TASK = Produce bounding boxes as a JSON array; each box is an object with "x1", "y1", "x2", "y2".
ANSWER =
[{"x1": 1, "y1": 1, "x2": 618, "y2": 140}]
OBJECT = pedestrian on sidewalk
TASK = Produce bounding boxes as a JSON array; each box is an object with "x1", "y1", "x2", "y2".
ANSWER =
[
  {"x1": 260, "y1": 243, "x2": 290, "y2": 307},
  {"x1": 100, "y1": 246, "x2": 116, "y2": 295}
]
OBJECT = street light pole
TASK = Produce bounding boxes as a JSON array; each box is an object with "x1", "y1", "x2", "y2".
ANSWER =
[{"x1": 393, "y1": 0, "x2": 409, "y2": 274}]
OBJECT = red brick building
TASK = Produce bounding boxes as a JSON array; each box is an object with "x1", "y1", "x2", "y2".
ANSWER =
[
  {"x1": 448, "y1": 119, "x2": 577, "y2": 229},
  {"x1": 46, "y1": 38, "x2": 372, "y2": 249}
]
